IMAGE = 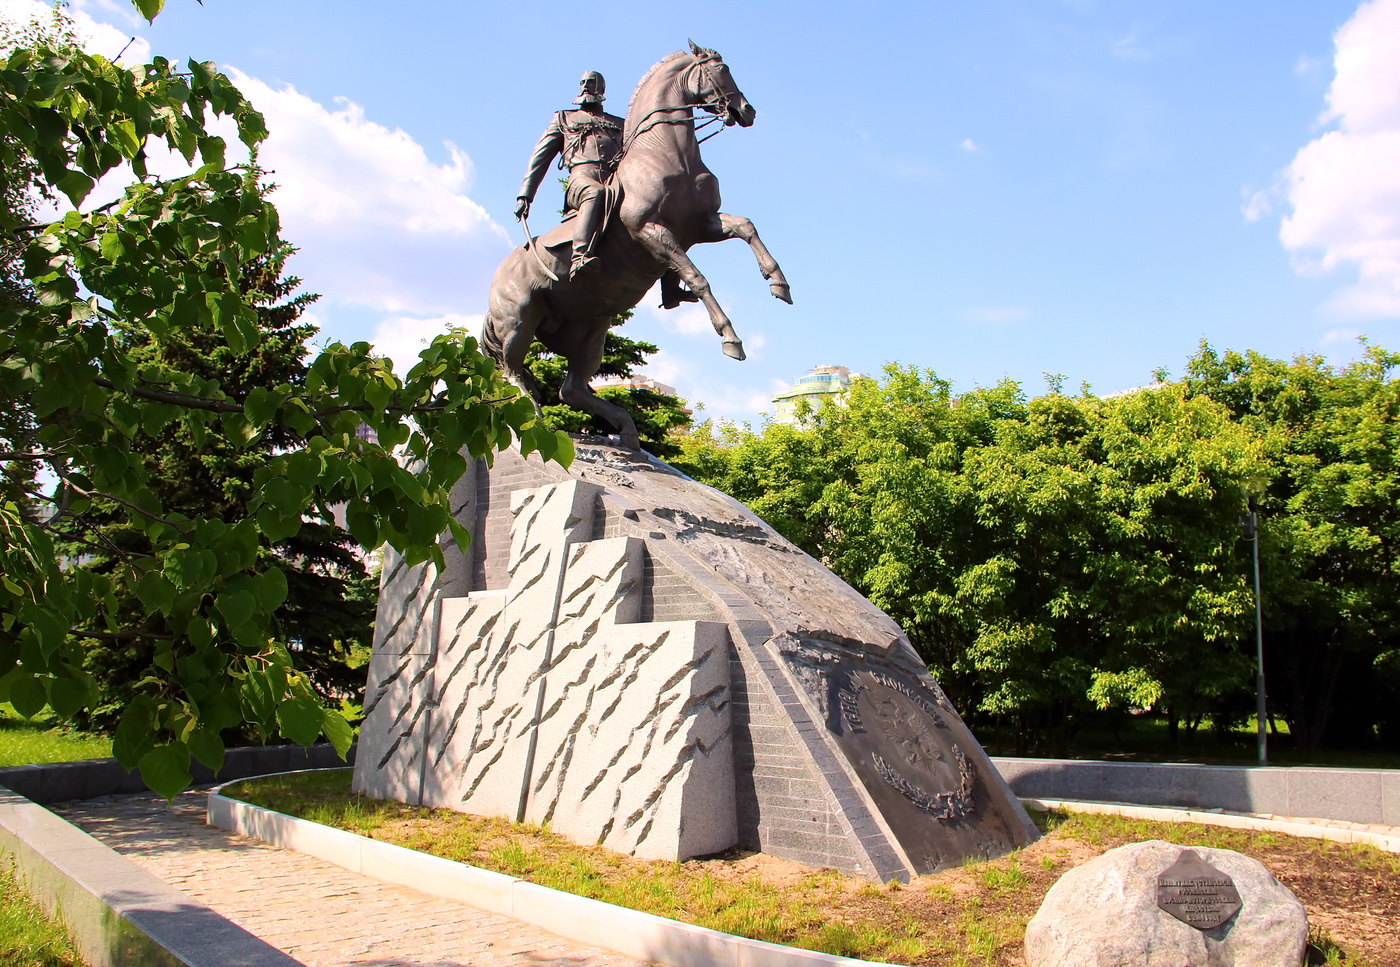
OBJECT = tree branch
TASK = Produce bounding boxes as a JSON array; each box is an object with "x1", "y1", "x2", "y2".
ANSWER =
[
  {"x1": 69, "y1": 627, "x2": 174, "y2": 642},
  {"x1": 57, "y1": 475, "x2": 192, "y2": 532},
  {"x1": 92, "y1": 375, "x2": 243, "y2": 413}
]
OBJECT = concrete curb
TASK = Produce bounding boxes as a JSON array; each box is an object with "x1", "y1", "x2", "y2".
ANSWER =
[
  {"x1": 209, "y1": 772, "x2": 885, "y2": 967},
  {"x1": 992, "y1": 756, "x2": 1400, "y2": 827},
  {"x1": 1024, "y1": 797, "x2": 1400, "y2": 853},
  {"x1": 0, "y1": 742, "x2": 355, "y2": 806},
  {"x1": 0, "y1": 786, "x2": 301, "y2": 967}
]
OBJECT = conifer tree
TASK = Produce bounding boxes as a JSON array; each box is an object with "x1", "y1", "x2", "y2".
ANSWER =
[
  {"x1": 57, "y1": 236, "x2": 373, "y2": 731},
  {"x1": 525, "y1": 313, "x2": 692, "y2": 459}
]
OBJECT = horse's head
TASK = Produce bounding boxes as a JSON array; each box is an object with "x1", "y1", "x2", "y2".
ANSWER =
[{"x1": 687, "y1": 40, "x2": 755, "y2": 127}]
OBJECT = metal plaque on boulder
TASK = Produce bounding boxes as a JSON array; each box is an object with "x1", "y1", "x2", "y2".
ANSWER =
[{"x1": 1156, "y1": 849, "x2": 1242, "y2": 929}]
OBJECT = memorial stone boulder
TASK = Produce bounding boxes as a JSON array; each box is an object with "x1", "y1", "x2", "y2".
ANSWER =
[{"x1": 1025, "y1": 839, "x2": 1308, "y2": 967}]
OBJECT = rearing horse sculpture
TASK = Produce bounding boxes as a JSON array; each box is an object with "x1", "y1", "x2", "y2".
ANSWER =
[{"x1": 482, "y1": 43, "x2": 792, "y2": 451}]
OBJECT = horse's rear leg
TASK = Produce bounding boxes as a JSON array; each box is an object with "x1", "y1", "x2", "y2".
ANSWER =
[
  {"x1": 635, "y1": 222, "x2": 745, "y2": 361},
  {"x1": 702, "y1": 213, "x2": 793, "y2": 305},
  {"x1": 556, "y1": 319, "x2": 641, "y2": 451}
]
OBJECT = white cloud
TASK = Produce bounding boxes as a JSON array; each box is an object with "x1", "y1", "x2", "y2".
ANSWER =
[
  {"x1": 0, "y1": 0, "x2": 150, "y2": 63},
  {"x1": 1241, "y1": 186, "x2": 1275, "y2": 223},
  {"x1": 1322, "y1": 326, "x2": 1363, "y2": 344},
  {"x1": 960, "y1": 139, "x2": 979, "y2": 152},
  {"x1": 11, "y1": 13, "x2": 510, "y2": 325},
  {"x1": 966, "y1": 305, "x2": 1030, "y2": 323},
  {"x1": 644, "y1": 289, "x2": 714, "y2": 338},
  {"x1": 370, "y1": 313, "x2": 482, "y2": 374},
  {"x1": 228, "y1": 71, "x2": 511, "y2": 316},
  {"x1": 633, "y1": 348, "x2": 773, "y2": 423},
  {"x1": 1279, "y1": 0, "x2": 1400, "y2": 319},
  {"x1": 1295, "y1": 54, "x2": 1324, "y2": 76},
  {"x1": 641, "y1": 284, "x2": 768, "y2": 360}
]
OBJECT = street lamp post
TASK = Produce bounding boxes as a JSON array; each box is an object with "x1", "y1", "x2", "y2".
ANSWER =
[{"x1": 1240, "y1": 498, "x2": 1267, "y2": 766}]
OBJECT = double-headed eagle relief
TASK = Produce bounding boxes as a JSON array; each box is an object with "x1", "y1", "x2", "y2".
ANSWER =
[{"x1": 482, "y1": 43, "x2": 793, "y2": 451}]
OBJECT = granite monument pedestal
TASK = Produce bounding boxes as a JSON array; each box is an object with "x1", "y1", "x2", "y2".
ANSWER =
[{"x1": 353, "y1": 441, "x2": 1036, "y2": 880}]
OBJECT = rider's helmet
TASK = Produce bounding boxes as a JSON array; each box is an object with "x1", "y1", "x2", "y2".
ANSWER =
[{"x1": 575, "y1": 70, "x2": 606, "y2": 105}]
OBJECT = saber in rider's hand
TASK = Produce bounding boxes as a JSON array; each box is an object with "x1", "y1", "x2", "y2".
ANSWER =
[{"x1": 518, "y1": 211, "x2": 560, "y2": 283}]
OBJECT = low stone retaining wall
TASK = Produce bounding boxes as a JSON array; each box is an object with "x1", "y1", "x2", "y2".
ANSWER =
[
  {"x1": 992, "y1": 756, "x2": 1400, "y2": 826},
  {"x1": 0, "y1": 743, "x2": 354, "y2": 806}
]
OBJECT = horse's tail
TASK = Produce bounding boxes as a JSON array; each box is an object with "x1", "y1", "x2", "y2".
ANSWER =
[{"x1": 480, "y1": 312, "x2": 506, "y2": 366}]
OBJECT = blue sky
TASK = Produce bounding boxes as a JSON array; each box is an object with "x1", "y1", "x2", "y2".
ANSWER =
[{"x1": 8, "y1": 0, "x2": 1399, "y2": 423}]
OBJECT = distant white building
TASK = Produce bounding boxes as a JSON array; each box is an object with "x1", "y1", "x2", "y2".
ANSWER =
[
  {"x1": 771, "y1": 364, "x2": 860, "y2": 423},
  {"x1": 591, "y1": 374, "x2": 679, "y2": 397},
  {"x1": 590, "y1": 375, "x2": 693, "y2": 416}
]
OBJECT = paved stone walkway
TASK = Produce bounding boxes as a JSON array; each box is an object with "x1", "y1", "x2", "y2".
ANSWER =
[{"x1": 54, "y1": 791, "x2": 654, "y2": 967}]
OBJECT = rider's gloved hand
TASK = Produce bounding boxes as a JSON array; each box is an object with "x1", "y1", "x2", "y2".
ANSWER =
[{"x1": 514, "y1": 197, "x2": 531, "y2": 219}]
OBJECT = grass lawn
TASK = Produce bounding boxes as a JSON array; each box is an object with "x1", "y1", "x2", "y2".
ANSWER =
[
  {"x1": 0, "y1": 864, "x2": 86, "y2": 967},
  {"x1": 226, "y1": 769, "x2": 1398, "y2": 967},
  {"x1": 0, "y1": 703, "x2": 111, "y2": 769},
  {"x1": 0, "y1": 703, "x2": 105, "y2": 966}
]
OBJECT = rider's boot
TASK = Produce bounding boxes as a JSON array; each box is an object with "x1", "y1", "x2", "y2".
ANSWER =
[{"x1": 659, "y1": 270, "x2": 700, "y2": 309}]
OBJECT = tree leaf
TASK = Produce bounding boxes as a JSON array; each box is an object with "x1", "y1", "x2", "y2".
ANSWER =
[
  {"x1": 187, "y1": 727, "x2": 225, "y2": 775},
  {"x1": 215, "y1": 590, "x2": 256, "y2": 628},
  {"x1": 133, "y1": 0, "x2": 165, "y2": 22},
  {"x1": 257, "y1": 566, "x2": 288, "y2": 612},
  {"x1": 112, "y1": 698, "x2": 158, "y2": 768},
  {"x1": 321, "y1": 707, "x2": 354, "y2": 759},
  {"x1": 9, "y1": 673, "x2": 47, "y2": 719},
  {"x1": 275, "y1": 692, "x2": 325, "y2": 746},
  {"x1": 56, "y1": 169, "x2": 95, "y2": 207},
  {"x1": 47, "y1": 674, "x2": 90, "y2": 720},
  {"x1": 138, "y1": 742, "x2": 191, "y2": 802}
]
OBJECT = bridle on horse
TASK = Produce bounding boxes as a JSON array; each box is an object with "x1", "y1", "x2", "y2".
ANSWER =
[{"x1": 613, "y1": 52, "x2": 741, "y2": 168}]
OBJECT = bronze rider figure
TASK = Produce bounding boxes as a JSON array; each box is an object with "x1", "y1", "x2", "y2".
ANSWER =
[{"x1": 515, "y1": 71, "x2": 695, "y2": 306}]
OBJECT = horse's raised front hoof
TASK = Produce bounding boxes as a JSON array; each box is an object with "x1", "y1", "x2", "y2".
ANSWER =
[
  {"x1": 770, "y1": 282, "x2": 793, "y2": 304},
  {"x1": 723, "y1": 339, "x2": 746, "y2": 361}
]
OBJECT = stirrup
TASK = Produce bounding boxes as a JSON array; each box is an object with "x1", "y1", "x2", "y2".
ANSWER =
[{"x1": 569, "y1": 254, "x2": 600, "y2": 280}]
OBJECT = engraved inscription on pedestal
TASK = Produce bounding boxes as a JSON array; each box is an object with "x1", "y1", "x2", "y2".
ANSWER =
[
  {"x1": 778, "y1": 643, "x2": 1028, "y2": 874},
  {"x1": 1156, "y1": 849, "x2": 1243, "y2": 930},
  {"x1": 836, "y1": 668, "x2": 976, "y2": 820}
]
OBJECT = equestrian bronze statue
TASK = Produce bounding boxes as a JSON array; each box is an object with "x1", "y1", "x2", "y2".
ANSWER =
[{"x1": 483, "y1": 42, "x2": 792, "y2": 451}]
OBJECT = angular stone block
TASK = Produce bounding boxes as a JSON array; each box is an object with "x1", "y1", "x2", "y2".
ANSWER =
[
  {"x1": 530, "y1": 619, "x2": 734, "y2": 859},
  {"x1": 353, "y1": 650, "x2": 432, "y2": 803}
]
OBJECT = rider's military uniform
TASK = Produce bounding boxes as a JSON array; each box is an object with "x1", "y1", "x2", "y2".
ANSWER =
[{"x1": 517, "y1": 72, "x2": 624, "y2": 279}]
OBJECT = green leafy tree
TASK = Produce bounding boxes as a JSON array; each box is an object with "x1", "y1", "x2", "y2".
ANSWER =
[
  {"x1": 525, "y1": 314, "x2": 691, "y2": 458},
  {"x1": 680, "y1": 367, "x2": 1260, "y2": 753},
  {"x1": 1184, "y1": 343, "x2": 1400, "y2": 749},
  {"x1": 0, "y1": 2, "x2": 569, "y2": 797}
]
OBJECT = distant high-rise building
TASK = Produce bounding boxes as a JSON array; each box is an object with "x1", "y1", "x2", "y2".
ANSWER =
[{"x1": 772, "y1": 364, "x2": 859, "y2": 423}]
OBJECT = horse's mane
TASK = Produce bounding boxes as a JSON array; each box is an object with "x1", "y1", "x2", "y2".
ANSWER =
[{"x1": 623, "y1": 50, "x2": 689, "y2": 140}]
